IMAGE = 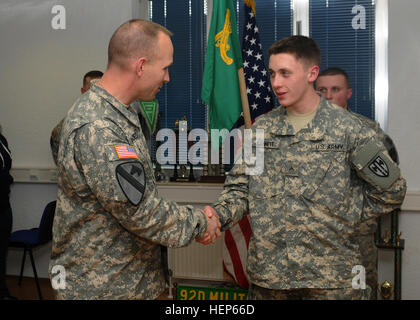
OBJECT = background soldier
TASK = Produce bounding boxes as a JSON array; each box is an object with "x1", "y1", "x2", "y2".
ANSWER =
[
  {"x1": 50, "y1": 70, "x2": 103, "y2": 166},
  {"x1": 316, "y1": 67, "x2": 400, "y2": 299}
]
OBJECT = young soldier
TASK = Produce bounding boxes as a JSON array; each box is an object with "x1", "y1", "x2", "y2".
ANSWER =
[{"x1": 202, "y1": 36, "x2": 406, "y2": 300}]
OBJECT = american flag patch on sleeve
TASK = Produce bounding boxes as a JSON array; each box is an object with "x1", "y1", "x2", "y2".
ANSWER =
[{"x1": 115, "y1": 145, "x2": 139, "y2": 159}]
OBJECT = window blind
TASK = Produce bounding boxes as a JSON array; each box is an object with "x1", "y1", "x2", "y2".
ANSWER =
[
  {"x1": 234, "y1": 0, "x2": 293, "y2": 70},
  {"x1": 310, "y1": 0, "x2": 375, "y2": 119},
  {"x1": 149, "y1": 0, "x2": 292, "y2": 163},
  {"x1": 150, "y1": 0, "x2": 206, "y2": 131}
]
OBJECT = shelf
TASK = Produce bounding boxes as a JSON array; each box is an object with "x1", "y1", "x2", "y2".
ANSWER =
[{"x1": 376, "y1": 239, "x2": 405, "y2": 250}]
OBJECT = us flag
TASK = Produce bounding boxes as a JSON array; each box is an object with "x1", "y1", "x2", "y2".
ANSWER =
[
  {"x1": 223, "y1": 2, "x2": 275, "y2": 290},
  {"x1": 233, "y1": 4, "x2": 275, "y2": 128},
  {"x1": 115, "y1": 145, "x2": 139, "y2": 159}
]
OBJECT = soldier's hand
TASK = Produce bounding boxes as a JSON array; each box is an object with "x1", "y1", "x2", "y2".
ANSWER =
[{"x1": 196, "y1": 206, "x2": 221, "y2": 245}]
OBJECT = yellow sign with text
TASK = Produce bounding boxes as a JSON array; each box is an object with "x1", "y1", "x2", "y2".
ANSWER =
[{"x1": 177, "y1": 285, "x2": 248, "y2": 300}]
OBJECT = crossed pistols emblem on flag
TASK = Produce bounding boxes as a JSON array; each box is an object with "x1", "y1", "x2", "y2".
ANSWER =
[{"x1": 215, "y1": 9, "x2": 233, "y2": 65}]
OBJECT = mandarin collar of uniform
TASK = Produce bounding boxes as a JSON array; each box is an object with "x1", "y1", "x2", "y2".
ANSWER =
[
  {"x1": 298, "y1": 96, "x2": 329, "y2": 141},
  {"x1": 274, "y1": 106, "x2": 295, "y2": 136},
  {"x1": 274, "y1": 96, "x2": 329, "y2": 141},
  {"x1": 89, "y1": 80, "x2": 140, "y2": 129}
]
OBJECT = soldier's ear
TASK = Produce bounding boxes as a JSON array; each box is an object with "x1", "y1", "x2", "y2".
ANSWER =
[
  {"x1": 135, "y1": 57, "x2": 147, "y2": 76},
  {"x1": 347, "y1": 88, "x2": 353, "y2": 100},
  {"x1": 307, "y1": 65, "x2": 320, "y2": 83}
]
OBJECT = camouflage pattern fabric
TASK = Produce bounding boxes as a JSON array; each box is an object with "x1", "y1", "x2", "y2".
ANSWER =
[
  {"x1": 248, "y1": 283, "x2": 370, "y2": 300},
  {"x1": 214, "y1": 97, "x2": 406, "y2": 295},
  {"x1": 49, "y1": 80, "x2": 208, "y2": 300},
  {"x1": 358, "y1": 232, "x2": 378, "y2": 299},
  {"x1": 50, "y1": 107, "x2": 151, "y2": 166},
  {"x1": 50, "y1": 118, "x2": 64, "y2": 166},
  {"x1": 351, "y1": 111, "x2": 397, "y2": 300}
]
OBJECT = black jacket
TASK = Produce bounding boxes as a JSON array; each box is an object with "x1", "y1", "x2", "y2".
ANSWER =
[{"x1": 0, "y1": 133, "x2": 13, "y2": 208}]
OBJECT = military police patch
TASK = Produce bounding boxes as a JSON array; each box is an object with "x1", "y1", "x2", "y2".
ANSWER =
[
  {"x1": 116, "y1": 161, "x2": 146, "y2": 205},
  {"x1": 368, "y1": 156, "x2": 389, "y2": 177}
]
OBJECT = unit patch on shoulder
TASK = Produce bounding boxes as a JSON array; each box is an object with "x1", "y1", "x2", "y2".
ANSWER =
[
  {"x1": 368, "y1": 155, "x2": 389, "y2": 177},
  {"x1": 116, "y1": 162, "x2": 146, "y2": 206},
  {"x1": 115, "y1": 145, "x2": 138, "y2": 159}
]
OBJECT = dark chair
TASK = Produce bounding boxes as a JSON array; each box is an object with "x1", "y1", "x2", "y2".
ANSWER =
[{"x1": 9, "y1": 201, "x2": 56, "y2": 300}]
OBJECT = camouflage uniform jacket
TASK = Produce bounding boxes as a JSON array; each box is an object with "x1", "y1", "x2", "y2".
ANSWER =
[
  {"x1": 49, "y1": 82, "x2": 208, "y2": 300},
  {"x1": 50, "y1": 118, "x2": 64, "y2": 166},
  {"x1": 214, "y1": 97, "x2": 406, "y2": 290},
  {"x1": 51, "y1": 101, "x2": 152, "y2": 166}
]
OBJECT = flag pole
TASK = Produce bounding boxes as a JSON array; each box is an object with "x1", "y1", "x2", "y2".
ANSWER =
[{"x1": 237, "y1": 67, "x2": 252, "y2": 129}]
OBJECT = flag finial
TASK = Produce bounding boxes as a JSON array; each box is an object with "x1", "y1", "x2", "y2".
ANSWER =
[{"x1": 244, "y1": 0, "x2": 256, "y2": 15}]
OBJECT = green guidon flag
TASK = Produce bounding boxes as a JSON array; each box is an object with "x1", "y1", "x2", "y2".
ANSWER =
[
  {"x1": 201, "y1": 0, "x2": 243, "y2": 145},
  {"x1": 137, "y1": 99, "x2": 159, "y2": 133}
]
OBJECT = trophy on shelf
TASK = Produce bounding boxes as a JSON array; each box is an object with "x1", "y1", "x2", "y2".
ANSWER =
[
  {"x1": 396, "y1": 232, "x2": 402, "y2": 247},
  {"x1": 382, "y1": 230, "x2": 391, "y2": 244},
  {"x1": 170, "y1": 116, "x2": 195, "y2": 182},
  {"x1": 378, "y1": 280, "x2": 394, "y2": 300},
  {"x1": 200, "y1": 128, "x2": 226, "y2": 183}
]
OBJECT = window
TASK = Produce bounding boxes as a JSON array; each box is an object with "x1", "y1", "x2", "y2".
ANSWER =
[
  {"x1": 149, "y1": 0, "x2": 293, "y2": 132},
  {"x1": 149, "y1": 0, "x2": 293, "y2": 163},
  {"x1": 234, "y1": 0, "x2": 293, "y2": 69},
  {"x1": 148, "y1": 0, "x2": 377, "y2": 149},
  {"x1": 149, "y1": 0, "x2": 207, "y2": 131},
  {"x1": 310, "y1": 0, "x2": 376, "y2": 119}
]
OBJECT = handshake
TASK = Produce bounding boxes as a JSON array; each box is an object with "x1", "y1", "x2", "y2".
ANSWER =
[{"x1": 196, "y1": 206, "x2": 222, "y2": 245}]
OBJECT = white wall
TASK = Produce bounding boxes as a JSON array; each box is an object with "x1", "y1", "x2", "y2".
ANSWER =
[
  {"x1": 0, "y1": 0, "x2": 147, "y2": 168},
  {"x1": 383, "y1": 0, "x2": 420, "y2": 300},
  {"x1": 388, "y1": 0, "x2": 420, "y2": 191},
  {"x1": 2, "y1": 0, "x2": 148, "y2": 278},
  {"x1": 3, "y1": 0, "x2": 420, "y2": 299}
]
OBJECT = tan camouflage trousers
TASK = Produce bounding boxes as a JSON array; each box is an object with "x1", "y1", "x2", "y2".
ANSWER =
[
  {"x1": 359, "y1": 233, "x2": 378, "y2": 300},
  {"x1": 248, "y1": 284, "x2": 371, "y2": 300}
]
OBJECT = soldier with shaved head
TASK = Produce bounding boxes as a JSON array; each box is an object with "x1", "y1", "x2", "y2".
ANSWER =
[
  {"x1": 316, "y1": 67, "x2": 401, "y2": 299},
  {"x1": 49, "y1": 19, "x2": 221, "y2": 300}
]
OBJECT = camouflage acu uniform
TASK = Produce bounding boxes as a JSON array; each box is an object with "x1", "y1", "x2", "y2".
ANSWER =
[
  {"x1": 50, "y1": 118, "x2": 64, "y2": 166},
  {"x1": 248, "y1": 283, "x2": 370, "y2": 300},
  {"x1": 49, "y1": 81, "x2": 208, "y2": 300},
  {"x1": 350, "y1": 111, "x2": 385, "y2": 299},
  {"x1": 50, "y1": 104, "x2": 153, "y2": 166},
  {"x1": 214, "y1": 97, "x2": 406, "y2": 299}
]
